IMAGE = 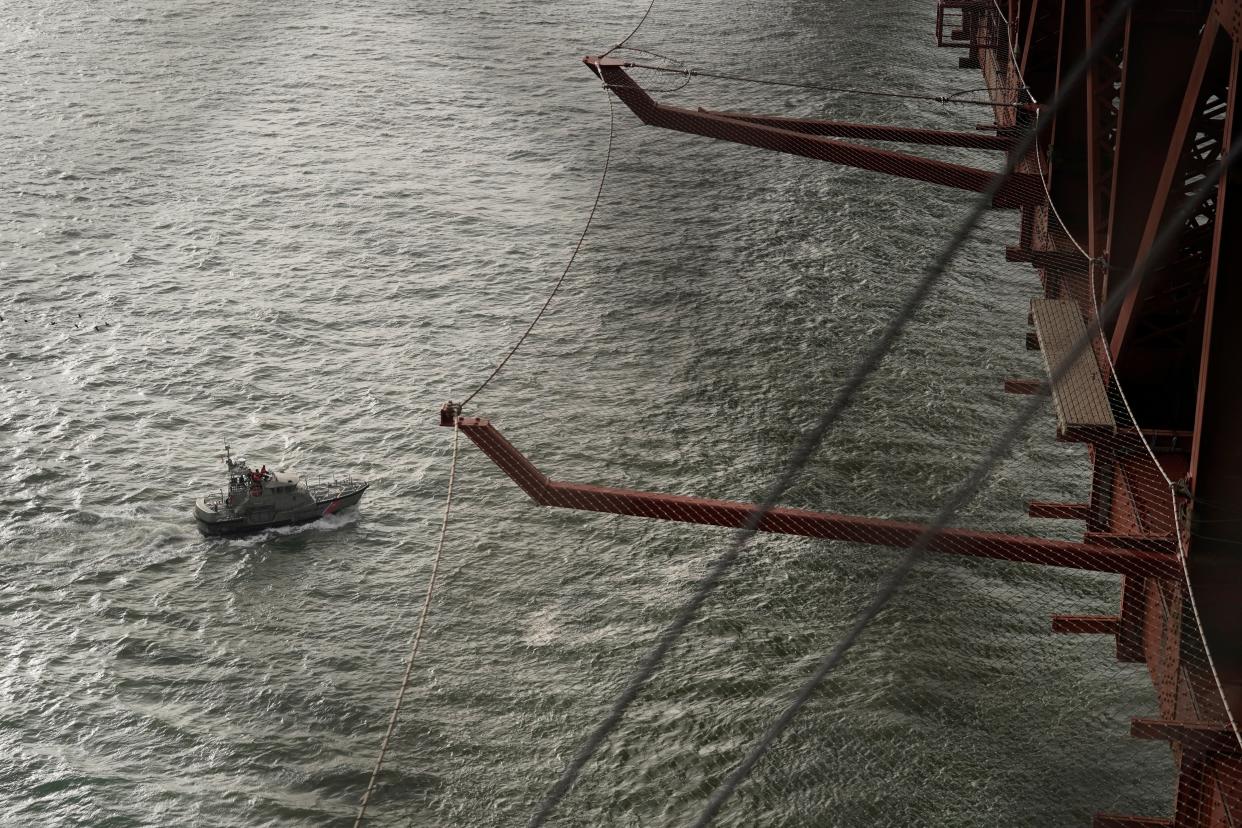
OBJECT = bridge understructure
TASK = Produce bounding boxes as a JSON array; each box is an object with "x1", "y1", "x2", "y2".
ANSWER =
[
  {"x1": 945, "y1": 3, "x2": 1242, "y2": 825},
  {"x1": 450, "y1": 0, "x2": 1242, "y2": 823}
]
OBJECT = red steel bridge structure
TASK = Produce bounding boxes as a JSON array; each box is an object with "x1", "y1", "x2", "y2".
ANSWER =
[{"x1": 445, "y1": 1, "x2": 1242, "y2": 823}]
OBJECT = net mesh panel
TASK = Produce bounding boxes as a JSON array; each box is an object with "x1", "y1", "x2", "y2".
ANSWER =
[{"x1": 373, "y1": 1, "x2": 1242, "y2": 825}]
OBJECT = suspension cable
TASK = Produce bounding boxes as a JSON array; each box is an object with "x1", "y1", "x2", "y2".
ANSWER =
[
  {"x1": 355, "y1": 41, "x2": 623, "y2": 827},
  {"x1": 601, "y1": 0, "x2": 659, "y2": 58},
  {"x1": 354, "y1": 423, "x2": 460, "y2": 827},
  {"x1": 524, "y1": 1, "x2": 1136, "y2": 824},
  {"x1": 460, "y1": 93, "x2": 616, "y2": 409}
]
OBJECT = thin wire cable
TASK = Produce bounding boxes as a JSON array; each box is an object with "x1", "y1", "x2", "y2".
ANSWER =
[
  {"x1": 601, "y1": 0, "x2": 658, "y2": 58},
  {"x1": 354, "y1": 424, "x2": 460, "y2": 827},
  {"x1": 460, "y1": 94, "x2": 616, "y2": 409},
  {"x1": 525, "y1": 4, "x2": 1136, "y2": 825},
  {"x1": 623, "y1": 61, "x2": 1019, "y2": 107},
  {"x1": 690, "y1": 113, "x2": 1242, "y2": 828}
]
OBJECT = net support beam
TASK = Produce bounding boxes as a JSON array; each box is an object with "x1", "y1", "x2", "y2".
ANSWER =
[
  {"x1": 695, "y1": 111, "x2": 1017, "y2": 150},
  {"x1": 446, "y1": 415, "x2": 1179, "y2": 580},
  {"x1": 584, "y1": 57, "x2": 1044, "y2": 208},
  {"x1": 1092, "y1": 815, "x2": 1173, "y2": 828},
  {"x1": 1131, "y1": 717, "x2": 1238, "y2": 752},
  {"x1": 1052, "y1": 614, "x2": 1121, "y2": 634}
]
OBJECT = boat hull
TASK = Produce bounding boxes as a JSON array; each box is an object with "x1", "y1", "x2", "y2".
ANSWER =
[{"x1": 194, "y1": 484, "x2": 369, "y2": 538}]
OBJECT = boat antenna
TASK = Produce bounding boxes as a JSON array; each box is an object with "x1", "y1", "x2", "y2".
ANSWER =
[{"x1": 224, "y1": 444, "x2": 231, "y2": 465}]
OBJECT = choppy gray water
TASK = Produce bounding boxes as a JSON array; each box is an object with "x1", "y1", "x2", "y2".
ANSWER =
[{"x1": 3, "y1": 1, "x2": 1173, "y2": 826}]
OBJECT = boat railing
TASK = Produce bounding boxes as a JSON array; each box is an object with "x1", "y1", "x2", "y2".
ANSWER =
[
  {"x1": 201, "y1": 489, "x2": 239, "y2": 516},
  {"x1": 306, "y1": 474, "x2": 364, "y2": 501}
]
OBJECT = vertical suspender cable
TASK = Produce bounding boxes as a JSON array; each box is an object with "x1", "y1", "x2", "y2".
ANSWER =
[
  {"x1": 355, "y1": 76, "x2": 618, "y2": 827},
  {"x1": 354, "y1": 424, "x2": 460, "y2": 827}
]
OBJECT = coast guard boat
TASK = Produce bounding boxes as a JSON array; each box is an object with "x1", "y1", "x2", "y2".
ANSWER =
[{"x1": 193, "y1": 446, "x2": 368, "y2": 537}]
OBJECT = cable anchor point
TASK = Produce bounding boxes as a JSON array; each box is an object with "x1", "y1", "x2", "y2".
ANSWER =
[{"x1": 439, "y1": 400, "x2": 463, "y2": 427}]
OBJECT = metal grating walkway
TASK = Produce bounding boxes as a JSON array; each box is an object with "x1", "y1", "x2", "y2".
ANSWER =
[{"x1": 1031, "y1": 298, "x2": 1116, "y2": 434}]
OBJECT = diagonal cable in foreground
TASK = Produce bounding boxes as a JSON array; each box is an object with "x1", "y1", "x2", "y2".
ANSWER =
[
  {"x1": 691, "y1": 134, "x2": 1242, "y2": 828},
  {"x1": 526, "y1": 1, "x2": 1138, "y2": 824}
]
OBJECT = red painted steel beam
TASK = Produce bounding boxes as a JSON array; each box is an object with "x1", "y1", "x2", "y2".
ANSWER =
[
  {"x1": 1130, "y1": 717, "x2": 1239, "y2": 751},
  {"x1": 1206, "y1": 756, "x2": 1242, "y2": 825},
  {"x1": 1109, "y1": 16, "x2": 1220, "y2": 363},
  {"x1": 1103, "y1": 3, "x2": 1205, "y2": 301},
  {"x1": 1173, "y1": 751, "x2": 1208, "y2": 828},
  {"x1": 1092, "y1": 817, "x2": 1172, "y2": 828},
  {"x1": 1085, "y1": 445, "x2": 1113, "y2": 534},
  {"x1": 1021, "y1": 0, "x2": 1062, "y2": 104},
  {"x1": 447, "y1": 416, "x2": 1181, "y2": 579},
  {"x1": 1084, "y1": 0, "x2": 1120, "y2": 266},
  {"x1": 1022, "y1": 249, "x2": 1093, "y2": 270},
  {"x1": 1116, "y1": 575, "x2": 1147, "y2": 663},
  {"x1": 1008, "y1": 0, "x2": 1020, "y2": 55},
  {"x1": 1004, "y1": 378, "x2": 1045, "y2": 394},
  {"x1": 1052, "y1": 614, "x2": 1120, "y2": 633},
  {"x1": 585, "y1": 58, "x2": 1043, "y2": 208},
  {"x1": 1020, "y1": 0, "x2": 1041, "y2": 78},
  {"x1": 1029, "y1": 501, "x2": 1091, "y2": 519},
  {"x1": 698, "y1": 111, "x2": 1016, "y2": 150},
  {"x1": 1059, "y1": 424, "x2": 1117, "y2": 443},
  {"x1": 1191, "y1": 39, "x2": 1241, "y2": 491},
  {"x1": 1186, "y1": 40, "x2": 1242, "y2": 712},
  {"x1": 1083, "y1": 532, "x2": 1178, "y2": 553},
  {"x1": 1217, "y1": 0, "x2": 1242, "y2": 45},
  {"x1": 1047, "y1": 0, "x2": 1091, "y2": 244}
]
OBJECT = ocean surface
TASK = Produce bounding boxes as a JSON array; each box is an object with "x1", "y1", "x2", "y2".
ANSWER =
[{"x1": 2, "y1": 1, "x2": 1173, "y2": 825}]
